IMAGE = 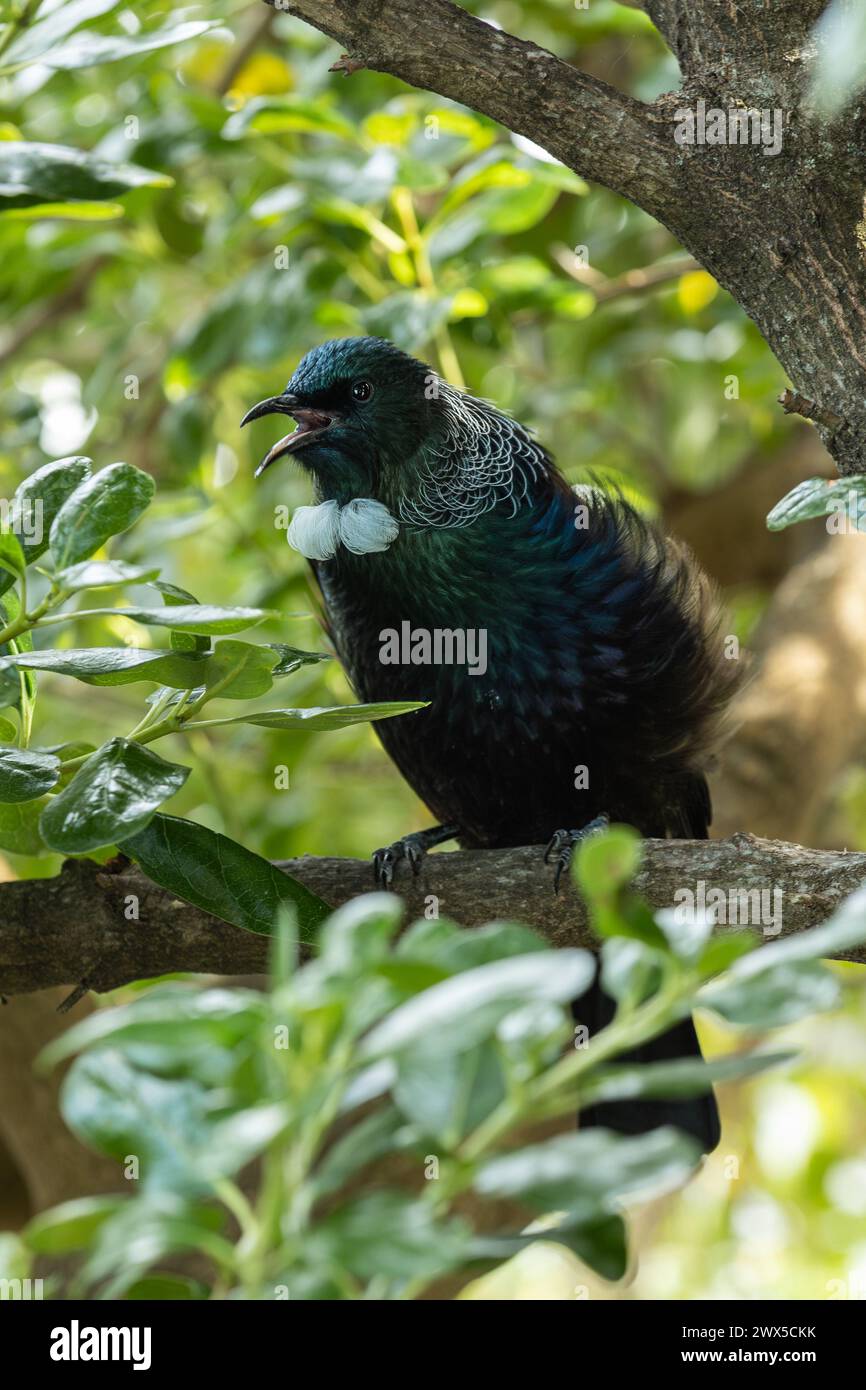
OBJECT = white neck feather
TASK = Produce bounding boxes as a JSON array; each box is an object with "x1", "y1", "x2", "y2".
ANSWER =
[{"x1": 287, "y1": 498, "x2": 399, "y2": 560}]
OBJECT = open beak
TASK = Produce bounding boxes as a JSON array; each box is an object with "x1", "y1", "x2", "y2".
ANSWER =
[{"x1": 240, "y1": 393, "x2": 335, "y2": 477}]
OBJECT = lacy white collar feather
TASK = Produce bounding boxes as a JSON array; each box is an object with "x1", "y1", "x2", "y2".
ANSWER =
[{"x1": 287, "y1": 498, "x2": 399, "y2": 560}]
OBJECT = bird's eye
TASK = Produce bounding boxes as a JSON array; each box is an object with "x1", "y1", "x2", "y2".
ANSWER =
[{"x1": 351, "y1": 379, "x2": 373, "y2": 403}]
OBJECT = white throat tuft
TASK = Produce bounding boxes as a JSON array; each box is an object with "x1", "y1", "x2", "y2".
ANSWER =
[{"x1": 287, "y1": 499, "x2": 399, "y2": 560}]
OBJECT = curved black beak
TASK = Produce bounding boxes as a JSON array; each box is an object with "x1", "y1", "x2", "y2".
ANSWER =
[
  {"x1": 240, "y1": 393, "x2": 299, "y2": 429},
  {"x1": 241, "y1": 391, "x2": 336, "y2": 478}
]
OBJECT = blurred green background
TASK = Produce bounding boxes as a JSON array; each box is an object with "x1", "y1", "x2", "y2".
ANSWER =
[{"x1": 1, "y1": 0, "x2": 864, "y2": 1299}]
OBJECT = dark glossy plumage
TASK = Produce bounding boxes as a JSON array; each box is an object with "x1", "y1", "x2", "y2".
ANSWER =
[{"x1": 245, "y1": 337, "x2": 743, "y2": 1151}]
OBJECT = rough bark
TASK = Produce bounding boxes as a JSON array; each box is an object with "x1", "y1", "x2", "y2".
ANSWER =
[
  {"x1": 1, "y1": 833, "x2": 865, "y2": 999},
  {"x1": 267, "y1": 0, "x2": 866, "y2": 475}
]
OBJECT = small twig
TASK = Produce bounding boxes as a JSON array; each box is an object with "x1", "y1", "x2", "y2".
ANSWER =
[
  {"x1": 57, "y1": 979, "x2": 92, "y2": 1014},
  {"x1": 778, "y1": 388, "x2": 845, "y2": 434},
  {"x1": 329, "y1": 52, "x2": 367, "y2": 76},
  {"x1": 215, "y1": 5, "x2": 276, "y2": 97},
  {"x1": 551, "y1": 246, "x2": 702, "y2": 303}
]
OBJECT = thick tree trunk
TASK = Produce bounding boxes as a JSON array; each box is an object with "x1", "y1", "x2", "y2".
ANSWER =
[{"x1": 270, "y1": 0, "x2": 866, "y2": 474}]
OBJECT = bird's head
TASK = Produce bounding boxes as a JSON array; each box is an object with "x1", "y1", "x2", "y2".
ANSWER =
[{"x1": 241, "y1": 336, "x2": 435, "y2": 504}]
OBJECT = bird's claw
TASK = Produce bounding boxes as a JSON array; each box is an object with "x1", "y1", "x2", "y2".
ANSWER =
[
  {"x1": 544, "y1": 815, "x2": 611, "y2": 894},
  {"x1": 372, "y1": 835, "x2": 426, "y2": 889}
]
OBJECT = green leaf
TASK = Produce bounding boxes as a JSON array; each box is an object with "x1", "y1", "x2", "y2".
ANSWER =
[
  {"x1": 698, "y1": 885, "x2": 866, "y2": 1026},
  {"x1": 121, "y1": 813, "x2": 330, "y2": 941},
  {"x1": 731, "y1": 883, "x2": 866, "y2": 970},
  {"x1": 766, "y1": 475, "x2": 866, "y2": 531},
  {"x1": 581, "y1": 1050, "x2": 795, "y2": 1106},
  {"x1": 0, "y1": 716, "x2": 16, "y2": 741},
  {"x1": 50, "y1": 604, "x2": 272, "y2": 635},
  {"x1": 0, "y1": 528, "x2": 26, "y2": 600},
  {"x1": 360, "y1": 950, "x2": 594, "y2": 1059},
  {"x1": 315, "y1": 1190, "x2": 471, "y2": 1284},
  {"x1": 1, "y1": 200, "x2": 124, "y2": 221},
  {"x1": 2, "y1": 0, "x2": 121, "y2": 68},
  {"x1": 699, "y1": 959, "x2": 840, "y2": 1028},
  {"x1": 574, "y1": 825, "x2": 643, "y2": 899},
  {"x1": 0, "y1": 797, "x2": 48, "y2": 855},
  {"x1": 599, "y1": 938, "x2": 662, "y2": 1006},
  {"x1": 11, "y1": 456, "x2": 92, "y2": 562},
  {"x1": 473, "y1": 1126, "x2": 701, "y2": 1222},
  {"x1": 0, "y1": 142, "x2": 171, "y2": 211},
  {"x1": 0, "y1": 745, "x2": 60, "y2": 802},
  {"x1": 267, "y1": 643, "x2": 331, "y2": 676},
  {"x1": 392, "y1": 1041, "x2": 506, "y2": 1143},
  {"x1": 39, "y1": 737, "x2": 189, "y2": 852},
  {"x1": 58, "y1": 1051, "x2": 255, "y2": 1194},
  {"x1": 49, "y1": 462, "x2": 155, "y2": 567},
  {"x1": 222, "y1": 96, "x2": 358, "y2": 143},
  {"x1": 201, "y1": 639, "x2": 276, "y2": 700},
  {"x1": 193, "y1": 701, "x2": 428, "y2": 730},
  {"x1": 55, "y1": 559, "x2": 160, "y2": 592},
  {"x1": 0, "y1": 646, "x2": 209, "y2": 688},
  {"x1": 319, "y1": 892, "x2": 403, "y2": 971},
  {"x1": 22, "y1": 20, "x2": 217, "y2": 72},
  {"x1": 26, "y1": 1195, "x2": 127, "y2": 1255},
  {"x1": 151, "y1": 580, "x2": 210, "y2": 654},
  {"x1": 40, "y1": 984, "x2": 266, "y2": 1070}
]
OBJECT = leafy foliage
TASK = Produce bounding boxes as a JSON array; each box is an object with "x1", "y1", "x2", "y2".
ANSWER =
[
  {"x1": 0, "y1": 454, "x2": 423, "y2": 925},
  {"x1": 13, "y1": 830, "x2": 859, "y2": 1301}
]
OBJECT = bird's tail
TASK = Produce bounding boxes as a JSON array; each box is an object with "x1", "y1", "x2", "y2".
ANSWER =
[{"x1": 575, "y1": 977, "x2": 721, "y2": 1154}]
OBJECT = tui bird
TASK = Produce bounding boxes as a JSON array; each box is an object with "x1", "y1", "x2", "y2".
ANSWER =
[{"x1": 242, "y1": 336, "x2": 742, "y2": 1152}]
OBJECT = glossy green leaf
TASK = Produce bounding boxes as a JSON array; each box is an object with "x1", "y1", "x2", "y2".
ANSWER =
[
  {"x1": 473, "y1": 1126, "x2": 701, "y2": 1220},
  {"x1": 49, "y1": 462, "x2": 155, "y2": 567},
  {"x1": 1, "y1": 0, "x2": 121, "y2": 68},
  {"x1": 11, "y1": 456, "x2": 92, "y2": 563},
  {"x1": 201, "y1": 639, "x2": 276, "y2": 700},
  {"x1": 55, "y1": 559, "x2": 160, "y2": 592},
  {"x1": 0, "y1": 142, "x2": 171, "y2": 211},
  {"x1": 48, "y1": 604, "x2": 272, "y2": 635},
  {"x1": 150, "y1": 580, "x2": 210, "y2": 654},
  {"x1": 699, "y1": 959, "x2": 840, "y2": 1028},
  {"x1": 360, "y1": 949, "x2": 594, "y2": 1059},
  {"x1": 23, "y1": 20, "x2": 216, "y2": 72},
  {"x1": 0, "y1": 745, "x2": 60, "y2": 802},
  {"x1": 0, "y1": 528, "x2": 26, "y2": 599},
  {"x1": 194, "y1": 701, "x2": 428, "y2": 731},
  {"x1": 40, "y1": 985, "x2": 266, "y2": 1069},
  {"x1": 767, "y1": 475, "x2": 866, "y2": 531},
  {"x1": 0, "y1": 646, "x2": 209, "y2": 688},
  {"x1": 267, "y1": 643, "x2": 331, "y2": 676},
  {"x1": 121, "y1": 813, "x2": 330, "y2": 940},
  {"x1": 39, "y1": 737, "x2": 189, "y2": 852}
]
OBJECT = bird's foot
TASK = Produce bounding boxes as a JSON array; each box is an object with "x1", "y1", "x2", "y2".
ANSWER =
[
  {"x1": 372, "y1": 824, "x2": 459, "y2": 889},
  {"x1": 544, "y1": 814, "x2": 611, "y2": 893}
]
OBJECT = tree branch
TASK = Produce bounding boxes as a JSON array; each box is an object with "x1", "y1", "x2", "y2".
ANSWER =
[
  {"x1": 266, "y1": 0, "x2": 677, "y2": 214},
  {"x1": 2, "y1": 834, "x2": 865, "y2": 999}
]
